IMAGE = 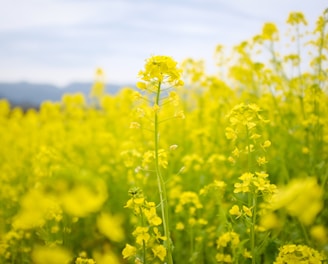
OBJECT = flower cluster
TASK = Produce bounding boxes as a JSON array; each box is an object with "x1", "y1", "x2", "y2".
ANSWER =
[
  {"x1": 137, "y1": 55, "x2": 184, "y2": 88},
  {"x1": 233, "y1": 171, "x2": 277, "y2": 198},
  {"x1": 215, "y1": 231, "x2": 243, "y2": 263},
  {"x1": 175, "y1": 191, "x2": 206, "y2": 228},
  {"x1": 225, "y1": 103, "x2": 270, "y2": 167},
  {"x1": 274, "y1": 244, "x2": 325, "y2": 263},
  {"x1": 123, "y1": 187, "x2": 167, "y2": 263},
  {"x1": 271, "y1": 177, "x2": 323, "y2": 225}
]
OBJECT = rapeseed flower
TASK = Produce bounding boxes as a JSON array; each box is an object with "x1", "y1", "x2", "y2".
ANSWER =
[
  {"x1": 151, "y1": 244, "x2": 167, "y2": 261},
  {"x1": 32, "y1": 246, "x2": 72, "y2": 264},
  {"x1": 274, "y1": 244, "x2": 324, "y2": 263},
  {"x1": 133, "y1": 226, "x2": 150, "y2": 245},
  {"x1": 217, "y1": 231, "x2": 240, "y2": 248},
  {"x1": 262, "y1": 22, "x2": 279, "y2": 41},
  {"x1": 272, "y1": 177, "x2": 323, "y2": 225},
  {"x1": 97, "y1": 213, "x2": 124, "y2": 242},
  {"x1": 122, "y1": 244, "x2": 137, "y2": 259},
  {"x1": 138, "y1": 55, "x2": 184, "y2": 87},
  {"x1": 229, "y1": 205, "x2": 242, "y2": 218},
  {"x1": 61, "y1": 182, "x2": 107, "y2": 217},
  {"x1": 286, "y1": 12, "x2": 308, "y2": 25}
]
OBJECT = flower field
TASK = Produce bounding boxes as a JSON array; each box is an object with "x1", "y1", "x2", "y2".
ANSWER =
[{"x1": 0, "y1": 11, "x2": 328, "y2": 264}]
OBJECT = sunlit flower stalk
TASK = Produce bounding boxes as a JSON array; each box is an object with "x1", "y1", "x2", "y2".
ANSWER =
[
  {"x1": 131, "y1": 55, "x2": 184, "y2": 263},
  {"x1": 226, "y1": 103, "x2": 274, "y2": 263},
  {"x1": 154, "y1": 80, "x2": 173, "y2": 264},
  {"x1": 245, "y1": 124, "x2": 257, "y2": 264}
]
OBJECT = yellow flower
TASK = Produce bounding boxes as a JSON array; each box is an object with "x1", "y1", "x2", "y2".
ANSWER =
[
  {"x1": 234, "y1": 182, "x2": 250, "y2": 193},
  {"x1": 242, "y1": 206, "x2": 253, "y2": 217},
  {"x1": 176, "y1": 222, "x2": 185, "y2": 230},
  {"x1": 232, "y1": 147, "x2": 240, "y2": 157},
  {"x1": 132, "y1": 226, "x2": 150, "y2": 245},
  {"x1": 158, "y1": 149, "x2": 168, "y2": 168},
  {"x1": 234, "y1": 172, "x2": 254, "y2": 193},
  {"x1": 250, "y1": 133, "x2": 261, "y2": 140},
  {"x1": 12, "y1": 189, "x2": 62, "y2": 230},
  {"x1": 217, "y1": 231, "x2": 240, "y2": 248},
  {"x1": 151, "y1": 244, "x2": 167, "y2": 261},
  {"x1": 274, "y1": 244, "x2": 324, "y2": 263},
  {"x1": 256, "y1": 156, "x2": 268, "y2": 166},
  {"x1": 143, "y1": 206, "x2": 162, "y2": 226},
  {"x1": 260, "y1": 212, "x2": 280, "y2": 230},
  {"x1": 122, "y1": 244, "x2": 137, "y2": 259},
  {"x1": 243, "y1": 249, "x2": 252, "y2": 259},
  {"x1": 153, "y1": 227, "x2": 167, "y2": 241},
  {"x1": 32, "y1": 246, "x2": 72, "y2": 264},
  {"x1": 255, "y1": 171, "x2": 269, "y2": 178},
  {"x1": 302, "y1": 146, "x2": 309, "y2": 154},
  {"x1": 216, "y1": 253, "x2": 232, "y2": 263},
  {"x1": 133, "y1": 197, "x2": 145, "y2": 205},
  {"x1": 272, "y1": 177, "x2": 323, "y2": 225},
  {"x1": 310, "y1": 225, "x2": 328, "y2": 244},
  {"x1": 136, "y1": 81, "x2": 147, "y2": 90},
  {"x1": 138, "y1": 55, "x2": 184, "y2": 86},
  {"x1": 175, "y1": 191, "x2": 203, "y2": 213},
  {"x1": 61, "y1": 182, "x2": 107, "y2": 218},
  {"x1": 262, "y1": 22, "x2": 279, "y2": 41},
  {"x1": 286, "y1": 12, "x2": 308, "y2": 25},
  {"x1": 229, "y1": 205, "x2": 241, "y2": 218},
  {"x1": 93, "y1": 251, "x2": 121, "y2": 264},
  {"x1": 97, "y1": 213, "x2": 124, "y2": 242},
  {"x1": 230, "y1": 232, "x2": 240, "y2": 247},
  {"x1": 75, "y1": 256, "x2": 96, "y2": 264},
  {"x1": 225, "y1": 127, "x2": 237, "y2": 141}
]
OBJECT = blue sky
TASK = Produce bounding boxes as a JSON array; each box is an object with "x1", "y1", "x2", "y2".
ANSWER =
[{"x1": 0, "y1": 0, "x2": 327, "y2": 86}]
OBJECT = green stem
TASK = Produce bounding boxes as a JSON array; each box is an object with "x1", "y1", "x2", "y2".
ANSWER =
[
  {"x1": 143, "y1": 240, "x2": 147, "y2": 264},
  {"x1": 245, "y1": 125, "x2": 252, "y2": 172},
  {"x1": 299, "y1": 219, "x2": 310, "y2": 245},
  {"x1": 140, "y1": 208, "x2": 147, "y2": 264},
  {"x1": 154, "y1": 81, "x2": 173, "y2": 264},
  {"x1": 190, "y1": 226, "x2": 194, "y2": 263},
  {"x1": 250, "y1": 193, "x2": 257, "y2": 264},
  {"x1": 246, "y1": 124, "x2": 257, "y2": 263}
]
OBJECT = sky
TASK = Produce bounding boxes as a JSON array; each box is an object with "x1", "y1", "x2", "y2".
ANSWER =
[{"x1": 0, "y1": 0, "x2": 327, "y2": 87}]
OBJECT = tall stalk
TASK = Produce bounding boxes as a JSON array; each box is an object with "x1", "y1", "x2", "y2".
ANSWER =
[
  {"x1": 154, "y1": 81, "x2": 173, "y2": 264},
  {"x1": 133, "y1": 55, "x2": 184, "y2": 263}
]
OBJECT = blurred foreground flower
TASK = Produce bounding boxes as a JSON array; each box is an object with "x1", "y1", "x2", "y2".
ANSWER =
[{"x1": 271, "y1": 177, "x2": 323, "y2": 225}]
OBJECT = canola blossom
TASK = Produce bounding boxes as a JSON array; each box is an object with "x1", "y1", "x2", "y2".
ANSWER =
[{"x1": 0, "y1": 10, "x2": 328, "y2": 264}]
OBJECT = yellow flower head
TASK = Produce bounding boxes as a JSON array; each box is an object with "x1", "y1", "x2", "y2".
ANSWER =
[
  {"x1": 151, "y1": 244, "x2": 167, "y2": 261},
  {"x1": 216, "y1": 253, "x2": 232, "y2": 263},
  {"x1": 97, "y1": 213, "x2": 124, "y2": 242},
  {"x1": 274, "y1": 244, "x2": 324, "y2": 263},
  {"x1": 32, "y1": 246, "x2": 72, "y2": 264},
  {"x1": 138, "y1": 55, "x2": 184, "y2": 87},
  {"x1": 122, "y1": 244, "x2": 137, "y2": 259},
  {"x1": 262, "y1": 22, "x2": 279, "y2": 41},
  {"x1": 272, "y1": 177, "x2": 323, "y2": 225},
  {"x1": 132, "y1": 226, "x2": 150, "y2": 245},
  {"x1": 286, "y1": 12, "x2": 308, "y2": 26},
  {"x1": 229, "y1": 205, "x2": 241, "y2": 217},
  {"x1": 216, "y1": 231, "x2": 240, "y2": 249},
  {"x1": 242, "y1": 205, "x2": 253, "y2": 217}
]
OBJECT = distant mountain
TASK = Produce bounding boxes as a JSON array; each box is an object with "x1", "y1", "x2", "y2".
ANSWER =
[{"x1": 0, "y1": 82, "x2": 127, "y2": 109}]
